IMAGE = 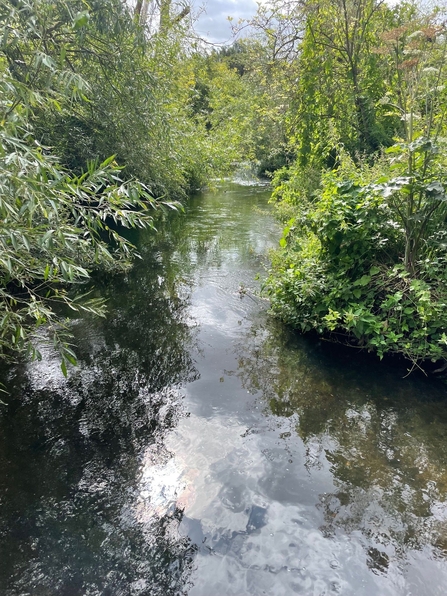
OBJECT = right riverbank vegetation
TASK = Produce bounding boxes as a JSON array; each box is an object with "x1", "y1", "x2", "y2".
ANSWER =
[{"x1": 1, "y1": 0, "x2": 446, "y2": 373}]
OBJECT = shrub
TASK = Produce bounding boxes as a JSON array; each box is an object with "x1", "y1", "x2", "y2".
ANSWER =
[{"x1": 265, "y1": 163, "x2": 447, "y2": 368}]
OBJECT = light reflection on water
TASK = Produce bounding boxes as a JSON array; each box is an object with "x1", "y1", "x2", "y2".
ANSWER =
[{"x1": 1, "y1": 182, "x2": 447, "y2": 595}]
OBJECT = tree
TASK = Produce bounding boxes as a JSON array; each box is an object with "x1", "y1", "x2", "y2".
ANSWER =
[
  {"x1": 3, "y1": 0, "x2": 211, "y2": 198},
  {"x1": 135, "y1": 0, "x2": 191, "y2": 32},
  {"x1": 265, "y1": 1, "x2": 447, "y2": 368},
  {"x1": 291, "y1": 0, "x2": 393, "y2": 165},
  {"x1": 0, "y1": 0, "x2": 171, "y2": 369}
]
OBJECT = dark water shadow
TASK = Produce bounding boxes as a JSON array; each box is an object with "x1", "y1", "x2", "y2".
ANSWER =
[
  {"x1": 0, "y1": 231, "x2": 200, "y2": 595},
  {"x1": 233, "y1": 315, "x2": 447, "y2": 575}
]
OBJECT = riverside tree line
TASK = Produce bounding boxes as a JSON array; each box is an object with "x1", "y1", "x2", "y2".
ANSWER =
[{"x1": 0, "y1": 0, "x2": 446, "y2": 372}]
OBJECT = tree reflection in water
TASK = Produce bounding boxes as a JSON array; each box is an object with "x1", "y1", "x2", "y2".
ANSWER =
[
  {"x1": 233, "y1": 316, "x2": 447, "y2": 575},
  {"x1": 0, "y1": 238, "x2": 200, "y2": 595}
]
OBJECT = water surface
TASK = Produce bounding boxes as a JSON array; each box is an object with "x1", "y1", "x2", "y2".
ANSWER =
[{"x1": 1, "y1": 181, "x2": 447, "y2": 595}]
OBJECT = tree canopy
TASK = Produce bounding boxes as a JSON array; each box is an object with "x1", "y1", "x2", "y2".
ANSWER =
[{"x1": 1, "y1": 0, "x2": 447, "y2": 371}]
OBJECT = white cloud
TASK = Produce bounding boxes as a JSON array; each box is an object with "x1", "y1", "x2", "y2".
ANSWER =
[{"x1": 194, "y1": 0, "x2": 260, "y2": 43}]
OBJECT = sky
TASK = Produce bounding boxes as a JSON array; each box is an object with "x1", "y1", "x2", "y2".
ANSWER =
[
  {"x1": 193, "y1": 0, "x2": 263, "y2": 44},
  {"x1": 191, "y1": 0, "x2": 420, "y2": 43}
]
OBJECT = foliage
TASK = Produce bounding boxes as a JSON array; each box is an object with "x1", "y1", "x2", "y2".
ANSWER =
[
  {"x1": 266, "y1": 146, "x2": 447, "y2": 367},
  {"x1": 1, "y1": 0, "x2": 277, "y2": 369},
  {"x1": 263, "y1": 0, "x2": 447, "y2": 368},
  {"x1": 2, "y1": 0, "x2": 215, "y2": 198},
  {"x1": 375, "y1": 17, "x2": 447, "y2": 272},
  {"x1": 0, "y1": 0, "x2": 176, "y2": 369},
  {"x1": 3, "y1": 0, "x2": 446, "y2": 372},
  {"x1": 189, "y1": 42, "x2": 294, "y2": 176},
  {"x1": 289, "y1": 0, "x2": 396, "y2": 165},
  {"x1": 226, "y1": 18, "x2": 301, "y2": 173}
]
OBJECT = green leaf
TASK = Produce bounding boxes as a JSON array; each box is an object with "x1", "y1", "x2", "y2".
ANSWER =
[
  {"x1": 408, "y1": 138, "x2": 437, "y2": 154},
  {"x1": 354, "y1": 275, "x2": 371, "y2": 287},
  {"x1": 73, "y1": 11, "x2": 90, "y2": 29},
  {"x1": 425, "y1": 181, "x2": 445, "y2": 200},
  {"x1": 65, "y1": 352, "x2": 77, "y2": 366},
  {"x1": 61, "y1": 359, "x2": 67, "y2": 378},
  {"x1": 385, "y1": 143, "x2": 407, "y2": 154}
]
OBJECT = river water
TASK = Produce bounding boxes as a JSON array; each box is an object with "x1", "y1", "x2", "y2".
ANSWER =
[{"x1": 1, "y1": 180, "x2": 447, "y2": 595}]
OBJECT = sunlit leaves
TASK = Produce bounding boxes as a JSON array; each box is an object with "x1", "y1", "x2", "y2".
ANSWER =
[
  {"x1": 0, "y1": 0, "x2": 172, "y2": 368},
  {"x1": 73, "y1": 11, "x2": 90, "y2": 30}
]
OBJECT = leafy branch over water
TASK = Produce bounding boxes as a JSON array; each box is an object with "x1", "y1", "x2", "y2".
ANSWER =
[{"x1": 0, "y1": 0, "x2": 174, "y2": 370}]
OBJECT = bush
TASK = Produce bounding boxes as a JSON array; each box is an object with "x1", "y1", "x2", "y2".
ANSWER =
[{"x1": 265, "y1": 164, "x2": 447, "y2": 367}]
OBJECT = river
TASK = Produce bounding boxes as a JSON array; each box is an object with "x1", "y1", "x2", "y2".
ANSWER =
[{"x1": 1, "y1": 180, "x2": 447, "y2": 595}]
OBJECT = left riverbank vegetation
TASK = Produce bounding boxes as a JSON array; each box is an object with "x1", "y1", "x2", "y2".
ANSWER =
[
  {"x1": 0, "y1": 0, "x2": 261, "y2": 371},
  {"x1": 1, "y1": 0, "x2": 447, "y2": 374}
]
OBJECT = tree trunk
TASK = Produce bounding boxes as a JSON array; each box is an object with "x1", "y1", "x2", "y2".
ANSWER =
[
  {"x1": 141, "y1": 1, "x2": 149, "y2": 25},
  {"x1": 159, "y1": 0, "x2": 171, "y2": 32},
  {"x1": 134, "y1": 0, "x2": 143, "y2": 20}
]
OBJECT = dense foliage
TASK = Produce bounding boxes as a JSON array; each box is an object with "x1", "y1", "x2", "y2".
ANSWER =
[
  {"x1": 0, "y1": 0, "x2": 165, "y2": 369},
  {"x1": 2, "y1": 0, "x2": 447, "y2": 372},
  {"x1": 0, "y1": 0, "x2": 235, "y2": 368},
  {"x1": 263, "y1": 0, "x2": 447, "y2": 369}
]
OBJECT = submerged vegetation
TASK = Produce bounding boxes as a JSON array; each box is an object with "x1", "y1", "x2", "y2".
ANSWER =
[{"x1": 0, "y1": 0, "x2": 446, "y2": 371}]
